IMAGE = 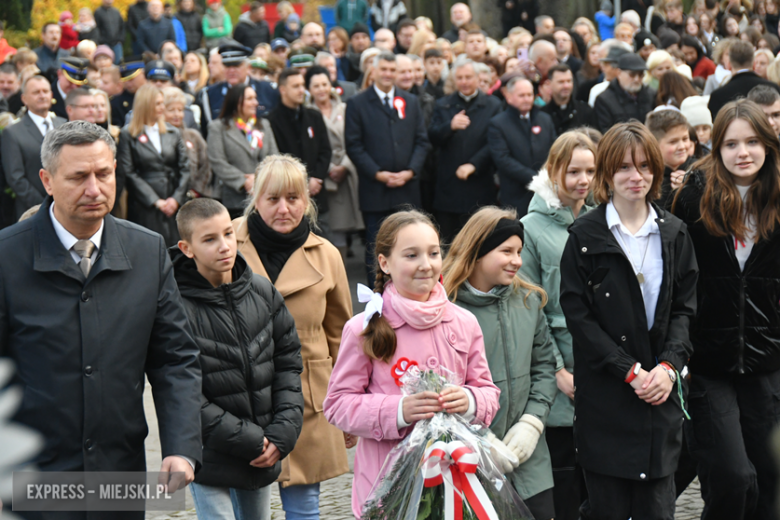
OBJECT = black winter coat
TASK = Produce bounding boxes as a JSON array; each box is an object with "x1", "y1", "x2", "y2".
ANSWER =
[
  {"x1": 267, "y1": 104, "x2": 332, "y2": 213},
  {"x1": 94, "y1": 5, "x2": 124, "y2": 46},
  {"x1": 541, "y1": 97, "x2": 594, "y2": 136},
  {"x1": 127, "y1": 0, "x2": 149, "y2": 42},
  {"x1": 117, "y1": 124, "x2": 191, "y2": 246},
  {"x1": 488, "y1": 105, "x2": 556, "y2": 216},
  {"x1": 171, "y1": 250, "x2": 304, "y2": 489},
  {"x1": 594, "y1": 79, "x2": 656, "y2": 134},
  {"x1": 0, "y1": 198, "x2": 202, "y2": 477},
  {"x1": 345, "y1": 87, "x2": 430, "y2": 212},
  {"x1": 428, "y1": 91, "x2": 502, "y2": 214},
  {"x1": 672, "y1": 171, "x2": 780, "y2": 376},
  {"x1": 560, "y1": 203, "x2": 698, "y2": 480},
  {"x1": 233, "y1": 19, "x2": 271, "y2": 49},
  {"x1": 176, "y1": 10, "x2": 203, "y2": 52}
]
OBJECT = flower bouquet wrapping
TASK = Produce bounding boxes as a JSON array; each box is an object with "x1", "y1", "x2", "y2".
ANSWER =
[{"x1": 361, "y1": 365, "x2": 534, "y2": 520}]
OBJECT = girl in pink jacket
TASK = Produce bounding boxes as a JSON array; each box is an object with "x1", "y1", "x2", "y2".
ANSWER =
[{"x1": 323, "y1": 210, "x2": 501, "y2": 518}]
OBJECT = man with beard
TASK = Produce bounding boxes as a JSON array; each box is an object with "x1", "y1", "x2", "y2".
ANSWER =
[
  {"x1": 442, "y1": 3, "x2": 472, "y2": 42},
  {"x1": 594, "y1": 53, "x2": 655, "y2": 133}
]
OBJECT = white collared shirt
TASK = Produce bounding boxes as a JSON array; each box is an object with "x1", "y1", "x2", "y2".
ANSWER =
[
  {"x1": 734, "y1": 184, "x2": 755, "y2": 271},
  {"x1": 28, "y1": 110, "x2": 54, "y2": 137},
  {"x1": 606, "y1": 200, "x2": 663, "y2": 329},
  {"x1": 144, "y1": 123, "x2": 162, "y2": 154},
  {"x1": 374, "y1": 85, "x2": 395, "y2": 107},
  {"x1": 49, "y1": 202, "x2": 104, "y2": 264}
]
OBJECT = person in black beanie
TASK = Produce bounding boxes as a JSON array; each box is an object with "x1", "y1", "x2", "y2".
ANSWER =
[{"x1": 345, "y1": 22, "x2": 371, "y2": 82}]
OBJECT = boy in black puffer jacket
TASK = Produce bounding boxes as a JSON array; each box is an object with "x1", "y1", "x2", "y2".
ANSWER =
[{"x1": 172, "y1": 198, "x2": 304, "y2": 517}]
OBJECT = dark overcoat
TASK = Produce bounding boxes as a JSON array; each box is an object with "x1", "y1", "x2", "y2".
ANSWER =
[
  {"x1": 559, "y1": 203, "x2": 698, "y2": 480},
  {"x1": 488, "y1": 105, "x2": 556, "y2": 217},
  {"x1": 0, "y1": 197, "x2": 202, "y2": 480},
  {"x1": 117, "y1": 124, "x2": 190, "y2": 246},
  {"x1": 344, "y1": 87, "x2": 430, "y2": 212},
  {"x1": 428, "y1": 91, "x2": 502, "y2": 214}
]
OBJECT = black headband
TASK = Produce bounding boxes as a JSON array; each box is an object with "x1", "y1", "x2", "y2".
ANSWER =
[{"x1": 476, "y1": 219, "x2": 525, "y2": 259}]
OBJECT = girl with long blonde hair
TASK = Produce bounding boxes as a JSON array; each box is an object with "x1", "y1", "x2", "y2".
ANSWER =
[{"x1": 442, "y1": 206, "x2": 557, "y2": 520}]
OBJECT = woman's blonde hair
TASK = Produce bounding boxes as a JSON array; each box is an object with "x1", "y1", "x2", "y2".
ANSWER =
[
  {"x1": 544, "y1": 131, "x2": 597, "y2": 193},
  {"x1": 162, "y1": 85, "x2": 187, "y2": 107},
  {"x1": 408, "y1": 29, "x2": 435, "y2": 57},
  {"x1": 442, "y1": 206, "x2": 548, "y2": 306},
  {"x1": 572, "y1": 17, "x2": 600, "y2": 43},
  {"x1": 182, "y1": 51, "x2": 209, "y2": 93},
  {"x1": 243, "y1": 154, "x2": 318, "y2": 226},
  {"x1": 644, "y1": 49, "x2": 674, "y2": 84},
  {"x1": 128, "y1": 84, "x2": 167, "y2": 137}
]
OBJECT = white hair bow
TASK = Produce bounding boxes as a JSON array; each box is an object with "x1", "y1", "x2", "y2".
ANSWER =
[{"x1": 358, "y1": 283, "x2": 384, "y2": 330}]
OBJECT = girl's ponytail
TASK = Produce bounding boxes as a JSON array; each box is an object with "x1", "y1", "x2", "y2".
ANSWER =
[{"x1": 360, "y1": 210, "x2": 438, "y2": 363}]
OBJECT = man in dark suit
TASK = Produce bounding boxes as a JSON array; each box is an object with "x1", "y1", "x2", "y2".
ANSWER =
[
  {"x1": 267, "y1": 67, "x2": 332, "y2": 222},
  {"x1": 1, "y1": 75, "x2": 67, "y2": 219},
  {"x1": 344, "y1": 51, "x2": 430, "y2": 283},
  {"x1": 489, "y1": 76, "x2": 556, "y2": 217},
  {"x1": 708, "y1": 40, "x2": 780, "y2": 118},
  {"x1": 554, "y1": 28, "x2": 583, "y2": 75},
  {"x1": 542, "y1": 63, "x2": 594, "y2": 135},
  {"x1": 0, "y1": 122, "x2": 200, "y2": 515},
  {"x1": 429, "y1": 59, "x2": 502, "y2": 242},
  {"x1": 50, "y1": 57, "x2": 91, "y2": 120}
]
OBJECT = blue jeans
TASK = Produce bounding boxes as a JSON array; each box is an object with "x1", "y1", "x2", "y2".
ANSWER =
[
  {"x1": 278, "y1": 483, "x2": 320, "y2": 520},
  {"x1": 112, "y1": 43, "x2": 124, "y2": 64},
  {"x1": 190, "y1": 482, "x2": 271, "y2": 520}
]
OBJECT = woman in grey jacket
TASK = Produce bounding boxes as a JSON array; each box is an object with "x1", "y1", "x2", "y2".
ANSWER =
[
  {"x1": 519, "y1": 131, "x2": 597, "y2": 520},
  {"x1": 207, "y1": 84, "x2": 278, "y2": 219}
]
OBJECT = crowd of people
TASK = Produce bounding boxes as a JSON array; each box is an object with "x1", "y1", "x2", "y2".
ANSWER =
[{"x1": 2, "y1": 0, "x2": 780, "y2": 519}]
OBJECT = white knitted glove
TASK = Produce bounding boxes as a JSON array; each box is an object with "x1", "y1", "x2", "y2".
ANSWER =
[
  {"x1": 485, "y1": 430, "x2": 520, "y2": 474},
  {"x1": 502, "y1": 414, "x2": 544, "y2": 465}
]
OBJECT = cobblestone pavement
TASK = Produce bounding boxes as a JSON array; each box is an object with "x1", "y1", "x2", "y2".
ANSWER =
[{"x1": 143, "y1": 243, "x2": 705, "y2": 520}]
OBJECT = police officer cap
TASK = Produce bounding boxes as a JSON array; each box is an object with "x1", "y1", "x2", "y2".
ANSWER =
[
  {"x1": 120, "y1": 56, "x2": 146, "y2": 81},
  {"x1": 144, "y1": 60, "x2": 176, "y2": 82},
  {"x1": 218, "y1": 42, "x2": 252, "y2": 66},
  {"x1": 60, "y1": 57, "x2": 90, "y2": 85}
]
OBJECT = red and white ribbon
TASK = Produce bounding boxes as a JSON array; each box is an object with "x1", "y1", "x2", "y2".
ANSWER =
[
  {"x1": 422, "y1": 440, "x2": 499, "y2": 520},
  {"x1": 393, "y1": 96, "x2": 406, "y2": 119}
]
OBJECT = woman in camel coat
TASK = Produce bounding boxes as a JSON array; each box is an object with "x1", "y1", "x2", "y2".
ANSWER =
[{"x1": 233, "y1": 154, "x2": 352, "y2": 517}]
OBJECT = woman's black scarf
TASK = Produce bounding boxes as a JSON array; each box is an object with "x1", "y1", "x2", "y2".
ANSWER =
[{"x1": 247, "y1": 212, "x2": 310, "y2": 283}]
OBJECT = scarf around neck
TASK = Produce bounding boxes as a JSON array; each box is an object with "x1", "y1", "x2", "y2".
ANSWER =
[
  {"x1": 386, "y1": 280, "x2": 448, "y2": 330},
  {"x1": 247, "y1": 212, "x2": 310, "y2": 283}
]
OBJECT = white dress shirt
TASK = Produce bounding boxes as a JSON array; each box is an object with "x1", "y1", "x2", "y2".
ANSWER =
[
  {"x1": 606, "y1": 201, "x2": 663, "y2": 329},
  {"x1": 49, "y1": 202, "x2": 103, "y2": 264},
  {"x1": 144, "y1": 123, "x2": 163, "y2": 154},
  {"x1": 734, "y1": 184, "x2": 755, "y2": 271},
  {"x1": 374, "y1": 85, "x2": 395, "y2": 108},
  {"x1": 28, "y1": 110, "x2": 55, "y2": 137}
]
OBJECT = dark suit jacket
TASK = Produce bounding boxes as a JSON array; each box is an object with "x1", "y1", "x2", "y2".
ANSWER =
[
  {"x1": 708, "y1": 71, "x2": 780, "y2": 118},
  {"x1": 116, "y1": 124, "x2": 191, "y2": 246},
  {"x1": 345, "y1": 88, "x2": 430, "y2": 212},
  {"x1": 50, "y1": 82, "x2": 68, "y2": 120},
  {"x1": 488, "y1": 105, "x2": 556, "y2": 217},
  {"x1": 0, "y1": 113, "x2": 66, "y2": 219},
  {"x1": 267, "y1": 104, "x2": 332, "y2": 213},
  {"x1": 428, "y1": 91, "x2": 502, "y2": 214},
  {"x1": 0, "y1": 197, "x2": 201, "y2": 480},
  {"x1": 0, "y1": 197, "x2": 202, "y2": 474}
]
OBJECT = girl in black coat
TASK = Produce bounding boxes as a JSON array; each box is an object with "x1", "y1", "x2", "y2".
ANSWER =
[
  {"x1": 171, "y1": 198, "x2": 304, "y2": 518},
  {"x1": 672, "y1": 99, "x2": 780, "y2": 520},
  {"x1": 560, "y1": 122, "x2": 698, "y2": 520},
  {"x1": 117, "y1": 84, "x2": 191, "y2": 246}
]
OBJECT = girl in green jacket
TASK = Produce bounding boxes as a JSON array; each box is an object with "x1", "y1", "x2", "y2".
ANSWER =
[
  {"x1": 520, "y1": 131, "x2": 597, "y2": 520},
  {"x1": 443, "y1": 207, "x2": 558, "y2": 520}
]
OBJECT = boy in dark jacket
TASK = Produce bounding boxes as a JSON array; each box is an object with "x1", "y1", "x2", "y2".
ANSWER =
[{"x1": 173, "y1": 198, "x2": 304, "y2": 516}]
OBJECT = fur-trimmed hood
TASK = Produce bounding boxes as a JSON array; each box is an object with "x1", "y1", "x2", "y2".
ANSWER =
[{"x1": 525, "y1": 167, "x2": 592, "y2": 225}]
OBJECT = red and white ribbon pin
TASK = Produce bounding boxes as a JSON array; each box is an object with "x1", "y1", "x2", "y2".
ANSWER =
[{"x1": 393, "y1": 96, "x2": 406, "y2": 119}]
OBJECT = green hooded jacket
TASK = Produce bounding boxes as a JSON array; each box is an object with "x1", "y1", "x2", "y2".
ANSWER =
[
  {"x1": 520, "y1": 168, "x2": 593, "y2": 427},
  {"x1": 453, "y1": 281, "x2": 557, "y2": 500}
]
